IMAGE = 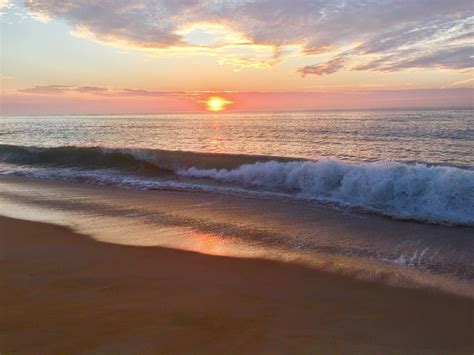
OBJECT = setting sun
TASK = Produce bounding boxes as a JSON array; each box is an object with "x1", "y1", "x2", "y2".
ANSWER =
[
  {"x1": 2, "y1": 2, "x2": 473, "y2": 352},
  {"x1": 205, "y1": 96, "x2": 233, "y2": 112}
]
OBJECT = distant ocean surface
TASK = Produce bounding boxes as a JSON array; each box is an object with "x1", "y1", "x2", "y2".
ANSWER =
[{"x1": 1, "y1": 108, "x2": 473, "y2": 225}]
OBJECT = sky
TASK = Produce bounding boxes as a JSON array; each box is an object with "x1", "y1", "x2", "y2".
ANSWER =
[{"x1": 1, "y1": 0, "x2": 473, "y2": 114}]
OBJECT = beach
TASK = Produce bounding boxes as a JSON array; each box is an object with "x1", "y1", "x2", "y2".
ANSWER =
[
  {"x1": 1, "y1": 109, "x2": 473, "y2": 353},
  {"x1": 3, "y1": 0, "x2": 474, "y2": 352},
  {"x1": 1, "y1": 174, "x2": 474, "y2": 353},
  {"x1": 2, "y1": 215, "x2": 474, "y2": 353}
]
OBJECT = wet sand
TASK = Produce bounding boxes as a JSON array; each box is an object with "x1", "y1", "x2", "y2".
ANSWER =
[{"x1": 1, "y1": 216, "x2": 473, "y2": 353}]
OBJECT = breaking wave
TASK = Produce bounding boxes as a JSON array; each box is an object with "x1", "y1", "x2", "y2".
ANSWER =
[
  {"x1": 1, "y1": 144, "x2": 473, "y2": 226},
  {"x1": 179, "y1": 160, "x2": 474, "y2": 226}
]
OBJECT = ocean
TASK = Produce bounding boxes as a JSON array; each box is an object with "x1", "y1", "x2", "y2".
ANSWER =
[
  {"x1": 1, "y1": 108, "x2": 473, "y2": 224},
  {"x1": 1, "y1": 108, "x2": 473, "y2": 294}
]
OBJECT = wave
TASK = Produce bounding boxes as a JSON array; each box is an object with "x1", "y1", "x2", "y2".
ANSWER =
[
  {"x1": 1, "y1": 144, "x2": 473, "y2": 226},
  {"x1": 0, "y1": 144, "x2": 296, "y2": 171},
  {"x1": 0, "y1": 144, "x2": 175, "y2": 175},
  {"x1": 179, "y1": 160, "x2": 474, "y2": 225}
]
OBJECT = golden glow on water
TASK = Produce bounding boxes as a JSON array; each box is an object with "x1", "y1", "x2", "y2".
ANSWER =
[{"x1": 204, "y1": 96, "x2": 233, "y2": 112}]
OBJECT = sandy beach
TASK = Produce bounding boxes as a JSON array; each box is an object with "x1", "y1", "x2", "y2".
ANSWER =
[
  {"x1": 1, "y1": 214, "x2": 473, "y2": 353},
  {"x1": 3, "y1": 0, "x2": 474, "y2": 352}
]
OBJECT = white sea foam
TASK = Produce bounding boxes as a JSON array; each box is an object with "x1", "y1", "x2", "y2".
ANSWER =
[
  {"x1": 1, "y1": 144, "x2": 473, "y2": 225},
  {"x1": 178, "y1": 160, "x2": 474, "y2": 225}
]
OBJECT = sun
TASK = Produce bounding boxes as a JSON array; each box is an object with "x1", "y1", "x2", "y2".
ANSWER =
[{"x1": 204, "y1": 96, "x2": 233, "y2": 112}]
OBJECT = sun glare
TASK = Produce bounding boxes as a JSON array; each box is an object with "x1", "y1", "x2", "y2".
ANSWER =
[{"x1": 205, "y1": 96, "x2": 232, "y2": 112}]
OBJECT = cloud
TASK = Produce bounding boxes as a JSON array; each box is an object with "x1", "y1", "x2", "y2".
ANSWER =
[
  {"x1": 350, "y1": 17, "x2": 474, "y2": 72},
  {"x1": 24, "y1": 1, "x2": 186, "y2": 47},
  {"x1": 73, "y1": 86, "x2": 109, "y2": 94},
  {"x1": 0, "y1": 0, "x2": 11, "y2": 9},
  {"x1": 297, "y1": 56, "x2": 346, "y2": 76},
  {"x1": 19, "y1": 85, "x2": 71, "y2": 94},
  {"x1": 23, "y1": 1, "x2": 474, "y2": 74},
  {"x1": 302, "y1": 45, "x2": 336, "y2": 55},
  {"x1": 355, "y1": 46, "x2": 473, "y2": 72},
  {"x1": 18, "y1": 85, "x2": 188, "y2": 97},
  {"x1": 0, "y1": 0, "x2": 12, "y2": 16}
]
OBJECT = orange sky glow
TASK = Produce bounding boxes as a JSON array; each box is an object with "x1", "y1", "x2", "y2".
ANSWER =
[{"x1": 1, "y1": 0, "x2": 472, "y2": 114}]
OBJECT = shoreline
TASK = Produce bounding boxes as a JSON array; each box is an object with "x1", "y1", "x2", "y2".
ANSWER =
[
  {"x1": 1, "y1": 215, "x2": 474, "y2": 353},
  {"x1": 1, "y1": 174, "x2": 474, "y2": 297},
  {"x1": 1, "y1": 142, "x2": 472, "y2": 226}
]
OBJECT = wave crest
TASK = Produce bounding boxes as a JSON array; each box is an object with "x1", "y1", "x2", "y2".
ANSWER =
[
  {"x1": 1, "y1": 144, "x2": 473, "y2": 225},
  {"x1": 0, "y1": 144, "x2": 293, "y2": 171},
  {"x1": 178, "y1": 160, "x2": 474, "y2": 225}
]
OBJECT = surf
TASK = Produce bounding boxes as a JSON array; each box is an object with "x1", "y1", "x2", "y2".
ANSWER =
[{"x1": 1, "y1": 144, "x2": 473, "y2": 226}]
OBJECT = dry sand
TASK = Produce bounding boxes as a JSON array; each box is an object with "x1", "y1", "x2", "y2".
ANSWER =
[{"x1": 1, "y1": 216, "x2": 473, "y2": 354}]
